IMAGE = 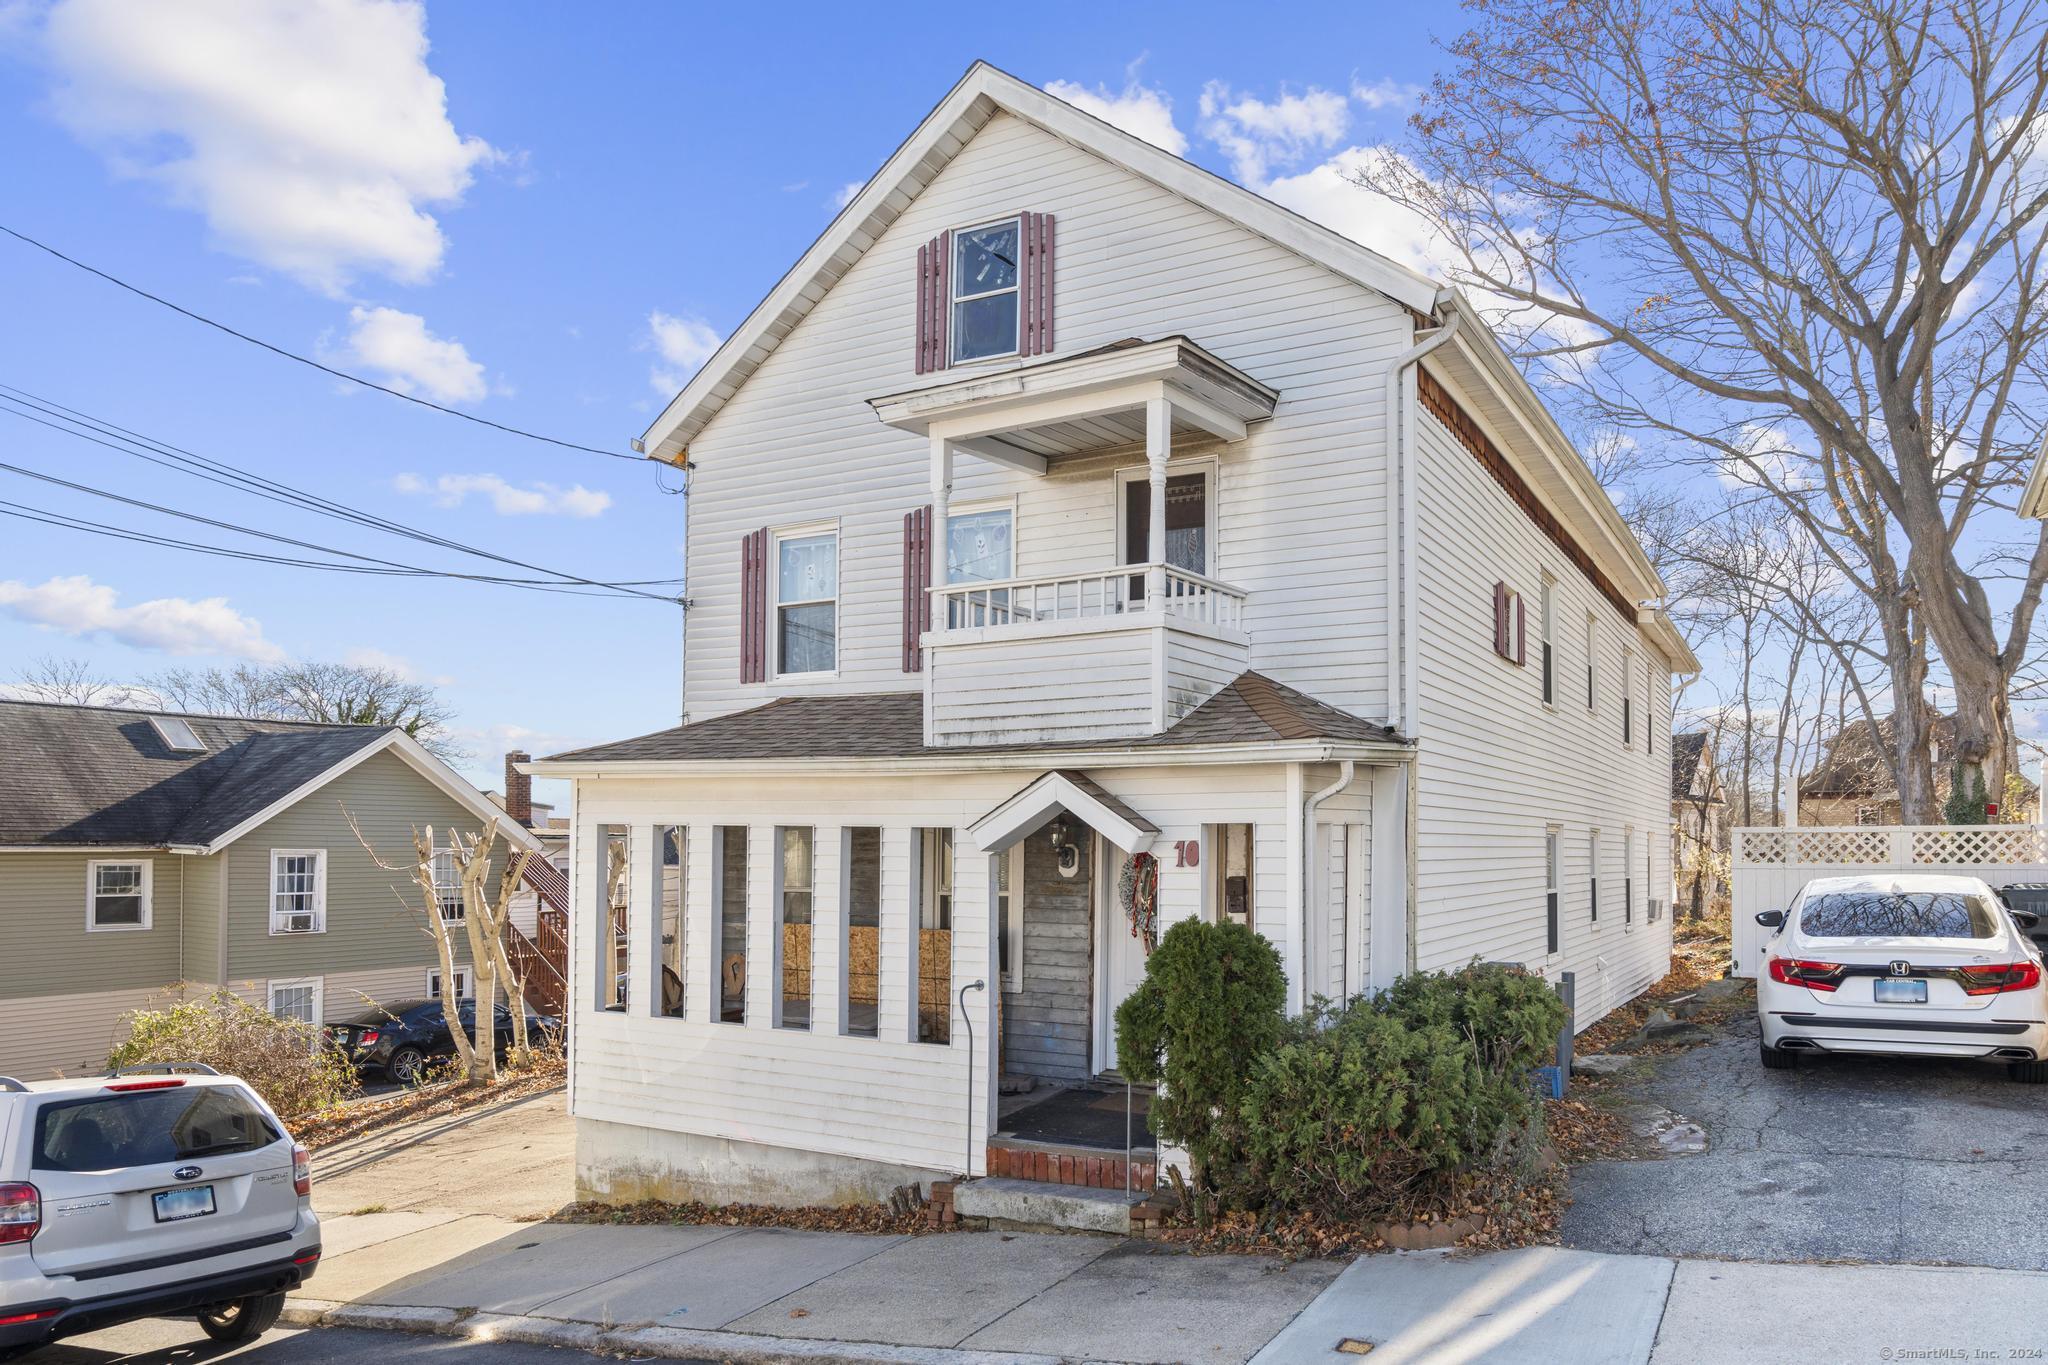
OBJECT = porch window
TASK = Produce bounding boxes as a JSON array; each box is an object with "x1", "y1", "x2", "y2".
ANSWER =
[
  {"x1": 917, "y1": 829, "x2": 953, "y2": 1045},
  {"x1": 1209, "y1": 823, "x2": 1254, "y2": 928},
  {"x1": 775, "y1": 529, "x2": 838, "y2": 675},
  {"x1": 717, "y1": 826, "x2": 748, "y2": 1023},
  {"x1": 1544, "y1": 829, "x2": 1561, "y2": 955},
  {"x1": 951, "y1": 218, "x2": 1021, "y2": 362},
  {"x1": 777, "y1": 827, "x2": 814, "y2": 1030},
  {"x1": 1123, "y1": 470, "x2": 1210, "y2": 580},
  {"x1": 600, "y1": 826, "x2": 628, "y2": 1012},
  {"x1": 944, "y1": 504, "x2": 1015, "y2": 627},
  {"x1": 997, "y1": 844, "x2": 1022, "y2": 993},
  {"x1": 844, "y1": 827, "x2": 882, "y2": 1038},
  {"x1": 659, "y1": 827, "x2": 685, "y2": 1018},
  {"x1": 87, "y1": 860, "x2": 151, "y2": 932}
]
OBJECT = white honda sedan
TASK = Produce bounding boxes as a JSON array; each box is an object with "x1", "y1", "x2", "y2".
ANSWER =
[{"x1": 1755, "y1": 873, "x2": 2048, "y2": 1083}]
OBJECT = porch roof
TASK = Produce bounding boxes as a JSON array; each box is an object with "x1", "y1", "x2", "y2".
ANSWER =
[{"x1": 534, "y1": 670, "x2": 1402, "y2": 767}]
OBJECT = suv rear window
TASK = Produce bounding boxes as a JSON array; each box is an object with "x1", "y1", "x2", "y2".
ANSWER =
[
  {"x1": 33, "y1": 1086, "x2": 281, "y2": 1172},
  {"x1": 1799, "y1": 890, "x2": 1998, "y2": 940}
]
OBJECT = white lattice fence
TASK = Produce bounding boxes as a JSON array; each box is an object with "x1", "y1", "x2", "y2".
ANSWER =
[{"x1": 1730, "y1": 824, "x2": 2048, "y2": 977}]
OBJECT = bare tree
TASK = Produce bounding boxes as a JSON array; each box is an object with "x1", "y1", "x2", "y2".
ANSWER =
[
  {"x1": 12, "y1": 656, "x2": 159, "y2": 708},
  {"x1": 1365, "y1": 0, "x2": 2048, "y2": 818},
  {"x1": 151, "y1": 660, "x2": 463, "y2": 760}
]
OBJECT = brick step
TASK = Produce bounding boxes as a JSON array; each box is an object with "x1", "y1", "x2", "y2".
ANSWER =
[{"x1": 986, "y1": 1139, "x2": 1156, "y2": 1193}]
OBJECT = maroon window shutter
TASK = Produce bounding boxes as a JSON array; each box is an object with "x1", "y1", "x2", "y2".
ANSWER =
[
  {"x1": 1515, "y1": 593, "x2": 1527, "y2": 667},
  {"x1": 1019, "y1": 213, "x2": 1056, "y2": 356},
  {"x1": 1492, "y1": 581, "x2": 1509, "y2": 658},
  {"x1": 915, "y1": 240, "x2": 931, "y2": 374},
  {"x1": 741, "y1": 528, "x2": 768, "y2": 684},
  {"x1": 902, "y1": 505, "x2": 933, "y2": 672},
  {"x1": 916, "y1": 234, "x2": 952, "y2": 374}
]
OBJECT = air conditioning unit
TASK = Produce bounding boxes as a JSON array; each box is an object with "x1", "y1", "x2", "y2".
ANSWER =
[{"x1": 280, "y1": 912, "x2": 317, "y2": 933}]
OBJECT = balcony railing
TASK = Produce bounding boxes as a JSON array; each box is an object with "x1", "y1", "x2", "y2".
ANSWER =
[{"x1": 932, "y1": 564, "x2": 1247, "y2": 633}]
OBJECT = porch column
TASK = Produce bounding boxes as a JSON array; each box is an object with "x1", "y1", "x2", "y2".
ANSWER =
[
  {"x1": 746, "y1": 822, "x2": 775, "y2": 1030},
  {"x1": 631, "y1": 824, "x2": 662, "y2": 1018},
  {"x1": 952, "y1": 839, "x2": 997, "y2": 1177},
  {"x1": 930, "y1": 433, "x2": 953, "y2": 590},
  {"x1": 684, "y1": 822, "x2": 716, "y2": 1023},
  {"x1": 879, "y1": 826, "x2": 918, "y2": 1044},
  {"x1": 1145, "y1": 396, "x2": 1170, "y2": 605},
  {"x1": 813, "y1": 825, "x2": 844, "y2": 1037}
]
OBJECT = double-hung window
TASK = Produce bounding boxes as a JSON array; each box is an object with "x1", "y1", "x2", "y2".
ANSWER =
[
  {"x1": 1585, "y1": 614, "x2": 1598, "y2": 710},
  {"x1": 944, "y1": 503, "x2": 1015, "y2": 627},
  {"x1": 270, "y1": 849, "x2": 326, "y2": 934},
  {"x1": 1588, "y1": 831, "x2": 1600, "y2": 925},
  {"x1": 952, "y1": 218, "x2": 1021, "y2": 362},
  {"x1": 87, "y1": 860, "x2": 151, "y2": 932},
  {"x1": 775, "y1": 527, "x2": 838, "y2": 675},
  {"x1": 1622, "y1": 647, "x2": 1635, "y2": 747},
  {"x1": 1544, "y1": 829, "x2": 1561, "y2": 956},
  {"x1": 1539, "y1": 578, "x2": 1556, "y2": 705},
  {"x1": 267, "y1": 978, "x2": 321, "y2": 1024},
  {"x1": 431, "y1": 845, "x2": 464, "y2": 923}
]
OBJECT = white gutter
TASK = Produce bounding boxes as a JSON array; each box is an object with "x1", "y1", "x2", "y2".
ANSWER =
[
  {"x1": 522, "y1": 739, "x2": 1415, "y2": 780},
  {"x1": 1301, "y1": 759, "x2": 1356, "y2": 1014},
  {"x1": 1384, "y1": 300, "x2": 1463, "y2": 737}
]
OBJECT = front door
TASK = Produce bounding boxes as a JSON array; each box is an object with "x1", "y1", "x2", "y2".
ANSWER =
[{"x1": 1094, "y1": 840, "x2": 1153, "y2": 1075}]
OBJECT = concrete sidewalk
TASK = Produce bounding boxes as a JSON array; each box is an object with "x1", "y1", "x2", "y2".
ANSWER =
[{"x1": 289, "y1": 1211, "x2": 2048, "y2": 1364}]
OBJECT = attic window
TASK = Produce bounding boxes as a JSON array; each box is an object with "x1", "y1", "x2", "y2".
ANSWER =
[
  {"x1": 149, "y1": 715, "x2": 206, "y2": 753},
  {"x1": 952, "y1": 218, "x2": 1021, "y2": 362}
]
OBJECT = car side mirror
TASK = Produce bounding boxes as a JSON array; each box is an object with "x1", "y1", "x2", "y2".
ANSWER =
[{"x1": 1754, "y1": 910, "x2": 1785, "y2": 929}]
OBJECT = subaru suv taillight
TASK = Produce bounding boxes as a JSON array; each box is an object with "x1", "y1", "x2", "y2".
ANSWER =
[
  {"x1": 1958, "y1": 962, "x2": 2042, "y2": 995},
  {"x1": 293, "y1": 1144, "x2": 312, "y2": 1197},
  {"x1": 1768, "y1": 957, "x2": 1845, "y2": 991},
  {"x1": 0, "y1": 1183, "x2": 40, "y2": 1246}
]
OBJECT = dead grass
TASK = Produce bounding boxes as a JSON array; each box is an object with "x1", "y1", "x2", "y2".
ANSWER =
[
  {"x1": 554, "y1": 1197, "x2": 951, "y2": 1237},
  {"x1": 292, "y1": 1050, "x2": 566, "y2": 1151},
  {"x1": 1572, "y1": 913, "x2": 1737, "y2": 1058}
]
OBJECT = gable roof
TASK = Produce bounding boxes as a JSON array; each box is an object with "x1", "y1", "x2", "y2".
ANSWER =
[
  {"x1": 0, "y1": 699, "x2": 540, "y2": 854},
  {"x1": 534, "y1": 671, "x2": 1402, "y2": 768},
  {"x1": 1670, "y1": 731, "x2": 1717, "y2": 802},
  {"x1": 636, "y1": 61, "x2": 1439, "y2": 464}
]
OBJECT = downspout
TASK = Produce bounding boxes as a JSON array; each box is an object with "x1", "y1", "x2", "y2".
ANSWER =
[
  {"x1": 1383, "y1": 296, "x2": 1463, "y2": 739},
  {"x1": 1301, "y1": 757, "x2": 1355, "y2": 1014}
]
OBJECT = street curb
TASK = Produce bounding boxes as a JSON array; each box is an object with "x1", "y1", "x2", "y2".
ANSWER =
[{"x1": 297, "y1": 1301, "x2": 1068, "y2": 1364}]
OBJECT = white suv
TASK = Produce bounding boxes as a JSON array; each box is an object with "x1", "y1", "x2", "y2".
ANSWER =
[{"x1": 0, "y1": 1064, "x2": 320, "y2": 1359}]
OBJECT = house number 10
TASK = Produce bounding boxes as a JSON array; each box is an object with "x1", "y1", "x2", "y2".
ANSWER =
[{"x1": 1173, "y1": 839, "x2": 1199, "y2": 868}]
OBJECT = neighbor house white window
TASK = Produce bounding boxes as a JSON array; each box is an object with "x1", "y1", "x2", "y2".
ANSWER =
[
  {"x1": 267, "y1": 977, "x2": 322, "y2": 1024},
  {"x1": 426, "y1": 965, "x2": 473, "y2": 1000},
  {"x1": 431, "y1": 845, "x2": 464, "y2": 922},
  {"x1": 269, "y1": 849, "x2": 327, "y2": 934},
  {"x1": 87, "y1": 860, "x2": 152, "y2": 932},
  {"x1": 951, "y1": 217, "x2": 1021, "y2": 362},
  {"x1": 775, "y1": 526, "x2": 838, "y2": 675}
]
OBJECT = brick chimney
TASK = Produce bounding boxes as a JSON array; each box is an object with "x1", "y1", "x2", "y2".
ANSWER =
[{"x1": 504, "y1": 750, "x2": 532, "y2": 826}]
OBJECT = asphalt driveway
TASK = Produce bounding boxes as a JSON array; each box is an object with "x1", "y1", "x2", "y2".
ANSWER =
[{"x1": 1562, "y1": 1011, "x2": 2048, "y2": 1270}]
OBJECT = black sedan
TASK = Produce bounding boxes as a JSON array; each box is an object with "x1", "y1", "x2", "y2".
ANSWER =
[{"x1": 324, "y1": 998, "x2": 557, "y2": 1083}]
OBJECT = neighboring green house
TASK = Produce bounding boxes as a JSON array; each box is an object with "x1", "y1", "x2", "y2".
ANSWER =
[{"x1": 0, "y1": 699, "x2": 549, "y2": 1080}]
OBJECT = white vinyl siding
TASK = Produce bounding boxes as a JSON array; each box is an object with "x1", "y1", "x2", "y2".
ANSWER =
[{"x1": 680, "y1": 111, "x2": 1407, "y2": 727}]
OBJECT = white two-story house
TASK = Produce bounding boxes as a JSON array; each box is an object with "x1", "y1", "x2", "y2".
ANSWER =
[{"x1": 529, "y1": 62, "x2": 1697, "y2": 1212}]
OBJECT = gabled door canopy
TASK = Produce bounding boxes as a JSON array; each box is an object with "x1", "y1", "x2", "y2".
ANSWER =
[{"x1": 969, "y1": 770, "x2": 1158, "y2": 855}]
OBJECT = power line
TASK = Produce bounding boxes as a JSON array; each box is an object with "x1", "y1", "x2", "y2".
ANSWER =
[
  {"x1": 0, "y1": 385, "x2": 684, "y2": 601},
  {"x1": 0, "y1": 222, "x2": 645, "y2": 463}
]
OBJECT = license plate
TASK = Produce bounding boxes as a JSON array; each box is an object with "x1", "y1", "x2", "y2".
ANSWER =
[
  {"x1": 1874, "y1": 979, "x2": 1928, "y2": 1004},
  {"x1": 153, "y1": 1184, "x2": 216, "y2": 1223}
]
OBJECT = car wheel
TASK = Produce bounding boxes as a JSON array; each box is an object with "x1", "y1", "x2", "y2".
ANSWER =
[
  {"x1": 1760, "y1": 1040, "x2": 1799, "y2": 1071},
  {"x1": 198, "y1": 1291, "x2": 286, "y2": 1342},
  {"x1": 387, "y1": 1046, "x2": 427, "y2": 1085},
  {"x1": 2007, "y1": 1059, "x2": 2048, "y2": 1084}
]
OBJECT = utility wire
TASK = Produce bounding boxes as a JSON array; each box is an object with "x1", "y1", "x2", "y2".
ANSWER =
[
  {"x1": 0, "y1": 222, "x2": 644, "y2": 463},
  {"x1": 0, "y1": 386, "x2": 683, "y2": 601}
]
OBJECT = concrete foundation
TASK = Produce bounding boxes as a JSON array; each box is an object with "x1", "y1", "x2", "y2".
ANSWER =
[{"x1": 575, "y1": 1116, "x2": 951, "y2": 1208}]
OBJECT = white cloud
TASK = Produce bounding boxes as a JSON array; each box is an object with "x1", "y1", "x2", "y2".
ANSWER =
[
  {"x1": 830, "y1": 180, "x2": 865, "y2": 210},
  {"x1": 645, "y1": 310, "x2": 723, "y2": 394},
  {"x1": 1261, "y1": 144, "x2": 1458, "y2": 276},
  {"x1": 1044, "y1": 75, "x2": 1188, "y2": 156},
  {"x1": 1351, "y1": 76, "x2": 1422, "y2": 111},
  {"x1": 393, "y1": 471, "x2": 611, "y2": 518},
  {"x1": 37, "y1": 0, "x2": 497, "y2": 292},
  {"x1": 0, "y1": 574, "x2": 285, "y2": 661},
  {"x1": 1199, "y1": 81, "x2": 1350, "y2": 185},
  {"x1": 341, "y1": 645, "x2": 453, "y2": 685},
  {"x1": 340, "y1": 305, "x2": 486, "y2": 403},
  {"x1": 1717, "y1": 422, "x2": 1814, "y2": 491}
]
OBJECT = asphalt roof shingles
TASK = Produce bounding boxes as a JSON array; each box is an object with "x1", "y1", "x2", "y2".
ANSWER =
[
  {"x1": 0, "y1": 700, "x2": 392, "y2": 848},
  {"x1": 543, "y1": 671, "x2": 1401, "y2": 765}
]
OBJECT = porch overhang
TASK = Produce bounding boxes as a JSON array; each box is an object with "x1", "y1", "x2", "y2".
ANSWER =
[
  {"x1": 968, "y1": 769, "x2": 1159, "y2": 856},
  {"x1": 866, "y1": 336, "x2": 1279, "y2": 469}
]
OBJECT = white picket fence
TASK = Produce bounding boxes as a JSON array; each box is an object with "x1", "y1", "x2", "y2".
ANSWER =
[{"x1": 1729, "y1": 825, "x2": 2048, "y2": 976}]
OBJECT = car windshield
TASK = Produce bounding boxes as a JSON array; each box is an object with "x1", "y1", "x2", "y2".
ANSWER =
[
  {"x1": 33, "y1": 1085, "x2": 281, "y2": 1172},
  {"x1": 1799, "y1": 889, "x2": 1999, "y2": 940}
]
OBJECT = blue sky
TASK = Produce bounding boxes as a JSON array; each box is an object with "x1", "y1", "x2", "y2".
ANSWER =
[{"x1": 0, "y1": 1, "x2": 1452, "y2": 802}]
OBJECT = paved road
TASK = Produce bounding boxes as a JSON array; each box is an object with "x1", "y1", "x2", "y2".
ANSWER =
[
  {"x1": 32, "y1": 1320, "x2": 710, "y2": 1363},
  {"x1": 1563, "y1": 1012, "x2": 2048, "y2": 1268}
]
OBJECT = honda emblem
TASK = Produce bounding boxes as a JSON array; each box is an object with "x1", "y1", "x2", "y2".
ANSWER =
[{"x1": 1889, "y1": 961, "x2": 1911, "y2": 977}]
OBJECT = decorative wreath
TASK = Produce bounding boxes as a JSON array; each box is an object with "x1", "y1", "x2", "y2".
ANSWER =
[{"x1": 1118, "y1": 851, "x2": 1160, "y2": 952}]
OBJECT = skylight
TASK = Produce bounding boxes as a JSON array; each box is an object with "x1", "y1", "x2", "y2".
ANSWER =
[{"x1": 148, "y1": 715, "x2": 206, "y2": 753}]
